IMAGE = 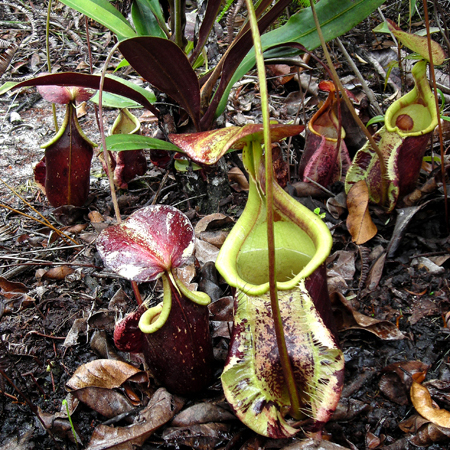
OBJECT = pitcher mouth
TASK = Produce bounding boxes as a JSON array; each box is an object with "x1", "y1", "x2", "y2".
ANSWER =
[{"x1": 216, "y1": 142, "x2": 332, "y2": 296}]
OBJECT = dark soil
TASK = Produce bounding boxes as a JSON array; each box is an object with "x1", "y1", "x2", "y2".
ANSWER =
[{"x1": 1, "y1": 1, "x2": 450, "y2": 449}]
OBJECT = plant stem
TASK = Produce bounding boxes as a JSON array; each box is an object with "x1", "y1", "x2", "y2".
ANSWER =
[
  {"x1": 422, "y1": 0, "x2": 448, "y2": 231},
  {"x1": 244, "y1": 0, "x2": 302, "y2": 420},
  {"x1": 98, "y1": 41, "x2": 122, "y2": 224},
  {"x1": 310, "y1": 1, "x2": 389, "y2": 207},
  {"x1": 46, "y1": 0, "x2": 58, "y2": 132},
  {"x1": 174, "y1": 0, "x2": 183, "y2": 49}
]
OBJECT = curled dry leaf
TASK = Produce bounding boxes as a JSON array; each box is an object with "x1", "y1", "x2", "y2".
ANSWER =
[
  {"x1": 86, "y1": 388, "x2": 184, "y2": 450},
  {"x1": 171, "y1": 403, "x2": 236, "y2": 427},
  {"x1": 42, "y1": 266, "x2": 75, "y2": 280},
  {"x1": 331, "y1": 292, "x2": 406, "y2": 340},
  {"x1": 411, "y1": 381, "x2": 450, "y2": 428},
  {"x1": 400, "y1": 414, "x2": 450, "y2": 446},
  {"x1": 72, "y1": 387, "x2": 135, "y2": 419},
  {"x1": 66, "y1": 359, "x2": 145, "y2": 391},
  {"x1": 331, "y1": 398, "x2": 370, "y2": 422},
  {"x1": 346, "y1": 180, "x2": 377, "y2": 245},
  {"x1": 0, "y1": 277, "x2": 29, "y2": 293},
  {"x1": 228, "y1": 166, "x2": 249, "y2": 191},
  {"x1": 194, "y1": 213, "x2": 234, "y2": 235}
]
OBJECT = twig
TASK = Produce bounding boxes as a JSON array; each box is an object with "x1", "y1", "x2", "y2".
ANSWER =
[
  {"x1": 0, "y1": 202, "x2": 78, "y2": 245},
  {"x1": 335, "y1": 37, "x2": 383, "y2": 116},
  {"x1": 0, "y1": 177, "x2": 78, "y2": 244}
]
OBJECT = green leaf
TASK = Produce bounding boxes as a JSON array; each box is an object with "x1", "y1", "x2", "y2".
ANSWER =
[
  {"x1": 115, "y1": 59, "x2": 130, "y2": 71},
  {"x1": 104, "y1": 134, "x2": 181, "y2": 152},
  {"x1": 0, "y1": 81, "x2": 19, "y2": 95},
  {"x1": 215, "y1": 0, "x2": 386, "y2": 118},
  {"x1": 131, "y1": 0, "x2": 166, "y2": 38},
  {"x1": 59, "y1": 0, "x2": 136, "y2": 40},
  {"x1": 174, "y1": 159, "x2": 202, "y2": 172},
  {"x1": 105, "y1": 74, "x2": 156, "y2": 105},
  {"x1": 366, "y1": 115, "x2": 385, "y2": 127},
  {"x1": 90, "y1": 91, "x2": 143, "y2": 109},
  {"x1": 381, "y1": 19, "x2": 446, "y2": 65}
]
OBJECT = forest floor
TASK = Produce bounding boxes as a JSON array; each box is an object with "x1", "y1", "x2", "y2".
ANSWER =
[{"x1": 1, "y1": 1, "x2": 450, "y2": 449}]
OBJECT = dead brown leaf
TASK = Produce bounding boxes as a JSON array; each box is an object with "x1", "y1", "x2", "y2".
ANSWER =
[
  {"x1": 171, "y1": 403, "x2": 235, "y2": 426},
  {"x1": 86, "y1": 388, "x2": 184, "y2": 450},
  {"x1": 194, "y1": 213, "x2": 234, "y2": 235},
  {"x1": 346, "y1": 180, "x2": 377, "y2": 244},
  {"x1": 0, "y1": 277, "x2": 29, "y2": 293},
  {"x1": 331, "y1": 292, "x2": 406, "y2": 340},
  {"x1": 331, "y1": 398, "x2": 370, "y2": 421},
  {"x1": 228, "y1": 166, "x2": 249, "y2": 192},
  {"x1": 66, "y1": 359, "x2": 144, "y2": 391},
  {"x1": 411, "y1": 381, "x2": 450, "y2": 428},
  {"x1": 71, "y1": 387, "x2": 135, "y2": 419},
  {"x1": 400, "y1": 414, "x2": 450, "y2": 446},
  {"x1": 42, "y1": 266, "x2": 75, "y2": 280}
]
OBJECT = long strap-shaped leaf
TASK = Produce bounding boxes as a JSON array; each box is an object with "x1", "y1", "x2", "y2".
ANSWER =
[
  {"x1": 119, "y1": 37, "x2": 201, "y2": 130},
  {"x1": 60, "y1": 0, "x2": 136, "y2": 40}
]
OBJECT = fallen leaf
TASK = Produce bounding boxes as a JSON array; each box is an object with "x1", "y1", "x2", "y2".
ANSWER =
[
  {"x1": 197, "y1": 228, "x2": 230, "y2": 248},
  {"x1": 365, "y1": 252, "x2": 386, "y2": 292},
  {"x1": 86, "y1": 388, "x2": 184, "y2": 450},
  {"x1": 194, "y1": 213, "x2": 234, "y2": 235},
  {"x1": 42, "y1": 266, "x2": 75, "y2": 280},
  {"x1": 331, "y1": 292, "x2": 406, "y2": 340},
  {"x1": 71, "y1": 387, "x2": 135, "y2": 419},
  {"x1": 63, "y1": 317, "x2": 88, "y2": 347},
  {"x1": 280, "y1": 438, "x2": 350, "y2": 449},
  {"x1": 39, "y1": 408, "x2": 83, "y2": 444},
  {"x1": 66, "y1": 359, "x2": 144, "y2": 391},
  {"x1": 365, "y1": 430, "x2": 381, "y2": 449},
  {"x1": 228, "y1": 166, "x2": 249, "y2": 191},
  {"x1": 331, "y1": 398, "x2": 370, "y2": 421},
  {"x1": 0, "y1": 277, "x2": 29, "y2": 293},
  {"x1": 423, "y1": 380, "x2": 450, "y2": 408},
  {"x1": 410, "y1": 422, "x2": 450, "y2": 447},
  {"x1": 408, "y1": 298, "x2": 440, "y2": 325},
  {"x1": 208, "y1": 296, "x2": 234, "y2": 321},
  {"x1": 327, "y1": 250, "x2": 356, "y2": 280},
  {"x1": 411, "y1": 381, "x2": 450, "y2": 428},
  {"x1": 346, "y1": 180, "x2": 377, "y2": 244},
  {"x1": 171, "y1": 403, "x2": 235, "y2": 426},
  {"x1": 400, "y1": 414, "x2": 450, "y2": 446},
  {"x1": 195, "y1": 239, "x2": 220, "y2": 264}
]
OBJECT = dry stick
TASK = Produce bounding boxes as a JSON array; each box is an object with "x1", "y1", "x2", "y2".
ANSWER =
[
  {"x1": 244, "y1": 0, "x2": 302, "y2": 420},
  {"x1": 0, "y1": 179, "x2": 77, "y2": 245},
  {"x1": 0, "y1": 202, "x2": 78, "y2": 245},
  {"x1": 335, "y1": 37, "x2": 383, "y2": 116},
  {"x1": 310, "y1": 1, "x2": 388, "y2": 207},
  {"x1": 422, "y1": 0, "x2": 449, "y2": 230}
]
